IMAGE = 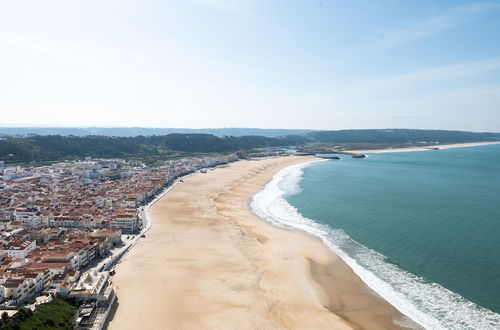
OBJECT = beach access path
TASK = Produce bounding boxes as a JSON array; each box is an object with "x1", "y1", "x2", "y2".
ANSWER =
[{"x1": 107, "y1": 156, "x2": 413, "y2": 330}]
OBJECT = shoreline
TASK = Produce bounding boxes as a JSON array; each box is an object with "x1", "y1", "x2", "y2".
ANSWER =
[
  {"x1": 107, "y1": 156, "x2": 414, "y2": 329},
  {"x1": 250, "y1": 160, "x2": 435, "y2": 329},
  {"x1": 344, "y1": 141, "x2": 500, "y2": 154}
]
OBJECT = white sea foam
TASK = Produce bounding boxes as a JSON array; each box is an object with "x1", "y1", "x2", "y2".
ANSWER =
[{"x1": 250, "y1": 161, "x2": 500, "y2": 330}]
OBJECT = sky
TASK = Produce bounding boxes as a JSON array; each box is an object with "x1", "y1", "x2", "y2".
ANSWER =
[{"x1": 0, "y1": 0, "x2": 500, "y2": 131}]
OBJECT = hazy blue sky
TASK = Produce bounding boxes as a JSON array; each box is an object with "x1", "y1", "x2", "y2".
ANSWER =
[{"x1": 1, "y1": 0, "x2": 500, "y2": 131}]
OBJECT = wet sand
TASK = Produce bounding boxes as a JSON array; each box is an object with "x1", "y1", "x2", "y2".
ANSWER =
[{"x1": 108, "y1": 156, "x2": 415, "y2": 330}]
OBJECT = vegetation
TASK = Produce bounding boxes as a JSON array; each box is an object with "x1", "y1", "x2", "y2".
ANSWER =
[
  {"x1": 0, "y1": 127, "x2": 317, "y2": 137},
  {"x1": 0, "y1": 298, "x2": 76, "y2": 330},
  {"x1": 0, "y1": 134, "x2": 305, "y2": 165},
  {"x1": 307, "y1": 129, "x2": 500, "y2": 144},
  {"x1": 1, "y1": 129, "x2": 499, "y2": 165}
]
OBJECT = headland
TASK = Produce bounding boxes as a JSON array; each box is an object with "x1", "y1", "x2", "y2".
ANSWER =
[{"x1": 344, "y1": 141, "x2": 500, "y2": 154}]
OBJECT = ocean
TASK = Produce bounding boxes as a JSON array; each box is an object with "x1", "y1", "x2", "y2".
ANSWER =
[{"x1": 251, "y1": 144, "x2": 500, "y2": 330}]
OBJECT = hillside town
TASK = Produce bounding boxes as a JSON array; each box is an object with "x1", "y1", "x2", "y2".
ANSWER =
[{"x1": 0, "y1": 153, "x2": 238, "y2": 328}]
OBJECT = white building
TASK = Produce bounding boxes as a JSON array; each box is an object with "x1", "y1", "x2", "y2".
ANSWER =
[
  {"x1": 1, "y1": 278, "x2": 28, "y2": 302},
  {"x1": 1, "y1": 239, "x2": 36, "y2": 259},
  {"x1": 110, "y1": 214, "x2": 137, "y2": 234},
  {"x1": 14, "y1": 208, "x2": 41, "y2": 228}
]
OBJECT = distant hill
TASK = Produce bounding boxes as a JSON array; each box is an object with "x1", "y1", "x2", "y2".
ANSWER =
[
  {"x1": 3, "y1": 127, "x2": 499, "y2": 142},
  {"x1": 0, "y1": 134, "x2": 306, "y2": 164},
  {"x1": 1, "y1": 129, "x2": 499, "y2": 165},
  {"x1": 0, "y1": 127, "x2": 317, "y2": 138},
  {"x1": 306, "y1": 129, "x2": 500, "y2": 144}
]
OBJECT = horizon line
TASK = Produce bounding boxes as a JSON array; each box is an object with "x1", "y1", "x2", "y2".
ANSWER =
[{"x1": 0, "y1": 126, "x2": 500, "y2": 134}]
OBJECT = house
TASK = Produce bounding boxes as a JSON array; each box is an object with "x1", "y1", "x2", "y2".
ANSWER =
[
  {"x1": 14, "y1": 207, "x2": 41, "y2": 228},
  {"x1": 1, "y1": 239, "x2": 36, "y2": 258},
  {"x1": 89, "y1": 229, "x2": 122, "y2": 246},
  {"x1": 110, "y1": 214, "x2": 137, "y2": 234}
]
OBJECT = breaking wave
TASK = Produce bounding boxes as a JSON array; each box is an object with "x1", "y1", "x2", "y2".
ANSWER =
[{"x1": 250, "y1": 161, "x2": 500, "y2": 330}]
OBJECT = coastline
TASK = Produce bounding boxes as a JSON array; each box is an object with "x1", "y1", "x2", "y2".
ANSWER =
[
  {"x1": 107, "y1": 156, "x2": 415, "y2": 329},
  {"x1": 344, "y1": 141, "x2": 500, "y2": 153}
]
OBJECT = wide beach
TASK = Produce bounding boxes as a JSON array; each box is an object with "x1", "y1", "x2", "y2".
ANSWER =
[{"x1": 108, "y1": 156, "x2": 413, "y2": 330}]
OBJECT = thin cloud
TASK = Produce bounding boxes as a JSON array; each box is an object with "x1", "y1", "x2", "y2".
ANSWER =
[
  {"x1": 306, "y1": 58, "x2": 500, "y2": 131},
  {"x1": 314, "y1": 57, "x2": 500, "y2": 105},
  {"x1": 370, "y1": 2, "x2": 500, "y2": 50},
  {"x1": 194, "y1": 0, "x2": 244, "y2": 11},
  {"x1": 364, "y1": 57, "x2": 500, "y2": 89},
  {"x1": 0, "y1": 30, "x2": 162, "y2": 65},
  {"x1": 193, "y1": 0, "x2": 261, "y2": 17},
  {"x1": 0, "y1": 30, "x2": 84, "y2": 64}
]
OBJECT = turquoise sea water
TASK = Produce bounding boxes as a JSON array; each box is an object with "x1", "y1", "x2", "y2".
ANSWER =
[{"x1": 252, "y1": 144, "x2": 500, "y2": 329}]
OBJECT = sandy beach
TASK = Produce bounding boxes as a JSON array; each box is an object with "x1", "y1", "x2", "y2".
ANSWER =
[
  {"x1": 108, "y1": 156, "x2": 415, "y2": 330},
  {"x1": 345, "y1": 141, "x2": 500, "y2": 154}
]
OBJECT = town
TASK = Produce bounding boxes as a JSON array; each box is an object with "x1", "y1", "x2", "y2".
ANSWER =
[{"x1": 0, "y1": 153, "x2": 239, "y2": 328}]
